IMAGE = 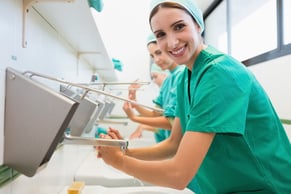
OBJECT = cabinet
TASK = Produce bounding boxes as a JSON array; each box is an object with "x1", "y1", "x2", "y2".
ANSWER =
[{"x1": 23, "y1": 0, "x2": 117, "y2": 81}]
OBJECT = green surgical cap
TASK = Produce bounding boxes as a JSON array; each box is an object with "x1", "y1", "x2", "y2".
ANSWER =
[
  {"x1": 149, "y1": 0, "x2": 204, "y2": 34},
  {"x1": 146, "y1": 32, "x2": 157, "y2": 46},
  {"x1": 150, "y1": 63, "x2": 169, "y2": 74}
]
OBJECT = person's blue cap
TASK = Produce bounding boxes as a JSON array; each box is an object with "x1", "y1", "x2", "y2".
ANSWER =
[
  {"x1": 149, "y1": 0, "x2": 204, "y2": 34},
  {"x1": 146, "y1": 32, "x2": 157, "y2": 46}
]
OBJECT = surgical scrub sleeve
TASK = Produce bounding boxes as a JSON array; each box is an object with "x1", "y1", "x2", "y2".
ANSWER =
[
  {"x1": 152, "y1": 66, "x2": 184, "y2": 142},
  {"x1": 176, "y1": 46, "x2": 291, "y2": 193}
]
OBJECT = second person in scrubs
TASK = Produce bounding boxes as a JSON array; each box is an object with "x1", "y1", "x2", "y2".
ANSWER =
[{"x1": 123, "y1": 33, "x2": 185, "y2": 142}]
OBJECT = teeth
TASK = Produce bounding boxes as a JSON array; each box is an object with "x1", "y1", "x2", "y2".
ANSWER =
[{"x1": 172, "y1": 47, "x2": 184, "y2": 55}]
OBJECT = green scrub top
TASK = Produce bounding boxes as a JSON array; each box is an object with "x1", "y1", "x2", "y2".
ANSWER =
[
  {"x1": 176, "y1": 46, "x2": 291, "y2": 193},
  {"x1": 153, "y1": 65, "x2": 184, "y2": 142}
]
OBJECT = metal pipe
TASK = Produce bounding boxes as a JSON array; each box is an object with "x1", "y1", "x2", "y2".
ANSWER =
[
  {"x1": 96, "y1": 120, "x2": 128, "y2": 126},
  {"x1": 23, "y1": 70, "x2": 163, "y2": 113},
  {"x1": 78, "y1": 81, "x2": 151, "y2": 86},
  {"x1": 63, "y1": 134, "x2": 128, "y2": 150}
]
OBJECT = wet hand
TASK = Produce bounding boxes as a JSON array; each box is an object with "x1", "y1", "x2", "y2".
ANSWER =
[
  {"x1": 129, "y1": 127, "x2": 143, "y2": 139},
  {"x1": 107, "y1": 127, "x2": 124, "y2": 140},
  {"x1": 128, "y1": 79, "x2": 142, "y2": 100},
  {"x1": 123, "y1": 102, "x2": 135, "y2": 119},
  {"x1": 97, "y1": 134, "x2": 124, "y2": 168}
]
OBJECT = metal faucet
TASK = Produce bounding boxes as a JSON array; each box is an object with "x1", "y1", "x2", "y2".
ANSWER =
[{"x1": 63, "y1": 133, "x2": 128, "y2": 150}]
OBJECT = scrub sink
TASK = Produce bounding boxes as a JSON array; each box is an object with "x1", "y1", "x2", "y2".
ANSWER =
[
  {"x1": 60, "y1": 185, "x2": 194, "y2": 194},
  {"x1": 74, "y1": 149, "x2": 149, "y2": 186},
  {"x1": 74, "y1": 137, "x2": 156, "y2": 186}
]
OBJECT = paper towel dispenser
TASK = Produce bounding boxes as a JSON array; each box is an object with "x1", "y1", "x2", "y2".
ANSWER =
[
  {"x1": 60, "y1": 85, "x2": 98, "y2": 136},
  {"x1": 4, "y1": 67, "x2": 79, "y2": 177}
]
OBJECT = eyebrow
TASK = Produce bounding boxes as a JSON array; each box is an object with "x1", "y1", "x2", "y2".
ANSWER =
[
  {"x1": 154, "y1": 50, "x2": 161, "y2": 54},
  {"x1": 171, "y1": 20, "x2": 184, "y2": 28},
  {"x1": 153, "y1": 29, "x2": 161, "y2": 35},
  {"x1": 153, "y1": 19, "x2": 184, "y2": 34}
]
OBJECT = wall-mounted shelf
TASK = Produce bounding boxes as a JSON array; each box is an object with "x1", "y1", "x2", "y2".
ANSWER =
[
  {"x1": 22, "y1": 0, "x2": 118, "y2": 81},
  {"x1": 22, "y1": 0, "x2": 74, "y2": 47}
]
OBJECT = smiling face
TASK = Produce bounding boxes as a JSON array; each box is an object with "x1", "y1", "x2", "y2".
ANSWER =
[
  {"x1": 150, "y1": 5, "x2": 204, "y2": 70},
  {"x1": 151, "y1": 71, "x2": 168, "y2": 87},
  {"x1": 147, "y1": 41, "x2": 176, "y2": 71}
]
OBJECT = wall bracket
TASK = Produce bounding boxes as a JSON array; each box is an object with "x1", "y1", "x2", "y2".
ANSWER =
[{"x1": 22, "y1": 0, "x2": 73, "y2": 48}]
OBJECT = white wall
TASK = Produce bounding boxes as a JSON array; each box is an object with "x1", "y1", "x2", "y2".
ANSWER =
[
  {"x1": 0, "y1": 0, "x2": 94, "y2": 166},
  {"x1": 249, "y1": 55, "x2": 291, "y2": 118},
  {"x1": 248, "y1": 55, "x2": 291, "y2": 140},
  {"x1": 92, "y1": 0, "x2": 153, "y2": 82},
  {"x1": 0, "y1": 0, "x2": 97, "y2": 193}
]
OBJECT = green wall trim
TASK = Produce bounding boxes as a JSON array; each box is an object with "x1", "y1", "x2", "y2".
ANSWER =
[
  {"x1": 281, "y1": 119, "x2": 291, "y2": 125},
  {"x1": 0, "y1": 165, "x2": 19, "y2": 187}
]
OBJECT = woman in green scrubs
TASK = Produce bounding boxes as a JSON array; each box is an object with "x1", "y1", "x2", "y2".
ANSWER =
[
  {"x1": 128, "y1": 63, "x2": 169, "y2": 141},
  {"x1": 98, "y1": 0, "x2": 291, "y2": 193},
  {"x1": 123, "y1": 33, "x2": 184, "y2": 142}
]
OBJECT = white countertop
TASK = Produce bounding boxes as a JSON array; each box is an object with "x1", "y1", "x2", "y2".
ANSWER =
[{"x1": 59, "y1": 185, "x2": 194, "y2": 194}]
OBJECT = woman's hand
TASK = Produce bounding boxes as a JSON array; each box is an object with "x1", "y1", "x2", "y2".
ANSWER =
[
  {"x1": 123, "y1": 101, "x2": 136, "y2": 119},
  {"x1": 97, "y1": 132, "x2": 124, "y2": 168},
  {"x1": 128, "y1": 79, "x2": 142, "y2": 101},
  {"x1": 129, "y1": 126, "x2": 143, "y2": 139},
  {"x1": 107, "y1": 127, "x2": 124, "y2": 140}
]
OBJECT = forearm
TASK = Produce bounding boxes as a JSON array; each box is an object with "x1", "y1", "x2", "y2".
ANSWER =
[
  {"x1": 120, "y1": 156, "x2": 180, "y2": 189},
  {"x1": 117, "y1": 140, "x2": 187, "y2": 189},
  {"x1": 98, "y1": 118, "x2": 194, "y2": 190},
  {"x1": 126, "y1": 136, "x2": 178, "y2": 160},
  {"x1": 136, "y1": 124, "x2": 158, "y2": 133},
  {"x1": 131, "y1": 116, "x2": 172, "y2": 130},
  {"x1": 140, "y1": 124, "x2": 158, "y2": 132},
  {"x1": 117, "y1": 132, "x2": 215, "y2": 190},
  {"x1": 134, "y1": 105, "x2": 160, "y2": 117}
]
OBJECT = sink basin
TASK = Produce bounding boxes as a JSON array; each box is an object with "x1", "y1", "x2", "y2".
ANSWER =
[
  {"x1": 74, "y1": 137, "x2": 157, "y2": 186},
  {"x1": 60, "y1": 185, "x2": 194, "y2": 194},
  {"x1": 74, "y1": 150, "x2": 150, "y2": 186}
]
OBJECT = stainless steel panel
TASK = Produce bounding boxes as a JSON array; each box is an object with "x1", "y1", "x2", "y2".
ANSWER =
[
  {"x1": 4, "y1": 67, "x2": 79, "y2": 177},
  {"x1": 60, "y1": 85, "x2": 97, "y2": 136}
]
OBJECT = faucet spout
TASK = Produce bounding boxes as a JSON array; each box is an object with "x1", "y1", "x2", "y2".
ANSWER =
[{"x1": 63, "y1": 133, "x2": 128, "y2": 150}]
